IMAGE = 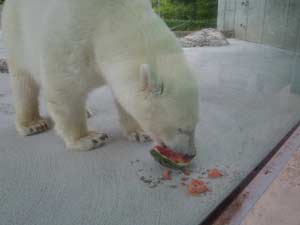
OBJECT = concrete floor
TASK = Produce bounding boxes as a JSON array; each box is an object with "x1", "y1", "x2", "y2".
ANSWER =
[{"x1": 1, "y1": 38, "x2": 300, "y2": 225}]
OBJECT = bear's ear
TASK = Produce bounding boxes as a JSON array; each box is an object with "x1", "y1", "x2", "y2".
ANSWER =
[{"x1": 140, "y1": 64, "x2": 164, "y2": 95}]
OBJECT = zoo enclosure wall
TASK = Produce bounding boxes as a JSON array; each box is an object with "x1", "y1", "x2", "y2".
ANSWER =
[{"x1": 218, "y1": 0, "x2": 300, "y2": 52}]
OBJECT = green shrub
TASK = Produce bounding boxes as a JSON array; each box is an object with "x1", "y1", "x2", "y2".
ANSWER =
[{"x1": 151, "y1": 0, "x2": 217, "y2": 30}]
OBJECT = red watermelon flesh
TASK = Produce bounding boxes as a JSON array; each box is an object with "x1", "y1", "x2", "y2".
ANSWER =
[{"x1": 154, "y1": 145, "x2": 191, "y2": 164}]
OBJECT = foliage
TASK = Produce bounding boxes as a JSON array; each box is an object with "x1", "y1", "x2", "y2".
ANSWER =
[{"x1": 151, "y1": 0, "x2": 218, "y2": 31}]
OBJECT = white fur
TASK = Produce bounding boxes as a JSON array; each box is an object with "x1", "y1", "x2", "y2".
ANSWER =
[{"x1": 2, "y1": 0, "x2": 199, "y2": 155}]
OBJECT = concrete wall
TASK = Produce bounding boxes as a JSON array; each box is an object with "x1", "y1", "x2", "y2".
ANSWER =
[{"x1": 218, "y1": 0, "x2": 300, "y2": 52}]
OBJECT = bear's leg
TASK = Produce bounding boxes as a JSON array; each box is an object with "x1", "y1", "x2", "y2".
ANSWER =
[
  {"x1": 115, "y1": 100, "x2": 152, "y2": 143},
  {"x1": 46, "y1": 92, "x2": 108, "y2": 151},
  {"x1": 10, "y1": 72, "x2": 50, "y2": 136}
]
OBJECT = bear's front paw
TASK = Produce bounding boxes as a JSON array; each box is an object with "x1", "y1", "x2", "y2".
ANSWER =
[
  {"x1": 17, "y1": 118, "x2": 50, "y2": 136},
  {"x1": 66, "y1": 131, "x2": 109, "y2": 151},
  {"x1": 126, "y1": 131, "x2": 152, "y2": 143}
]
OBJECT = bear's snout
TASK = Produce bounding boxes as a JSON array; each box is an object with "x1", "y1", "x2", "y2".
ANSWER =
[{"x1": 155, "y1": 129, "x2": 197, "y2": 158}]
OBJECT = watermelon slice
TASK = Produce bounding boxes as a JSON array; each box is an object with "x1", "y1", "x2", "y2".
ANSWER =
[{"x1": 150, "y1": 145, "x2": 193, "y2": 169}]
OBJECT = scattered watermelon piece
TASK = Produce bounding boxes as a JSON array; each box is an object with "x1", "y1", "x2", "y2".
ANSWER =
[
  {"x1": 208, "y1": 168, "x2": 223, "y2": 178},
  {"x1": 188, "y1": 179, "x2": 209, "y2": 196},
  {"x1": 162, "y1": 170, "x2": 172, "y2": 180}
]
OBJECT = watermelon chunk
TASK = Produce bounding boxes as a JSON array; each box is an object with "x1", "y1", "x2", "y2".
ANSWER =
[
  {"x1": 207, "y1": 168, "x2": 223, "y2": 178},
  {"x1": 188, "y1": 179, "x2": 209, "y2": 196},
  {"x1": 162, "y1": 170, "x2": 172, "y2": 180},
  {"x1": 150, "y1": 145, "x2": 192, "y2": 169}
]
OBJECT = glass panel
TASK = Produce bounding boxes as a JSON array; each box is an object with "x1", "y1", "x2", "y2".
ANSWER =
[{"x1": 0, "y1": 1, "x2": 299, "y2": 225}]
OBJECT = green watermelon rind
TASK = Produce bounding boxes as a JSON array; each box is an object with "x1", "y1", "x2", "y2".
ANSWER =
[{"x1": 150, "y1": 148, "x2": 190, "y2": 169}]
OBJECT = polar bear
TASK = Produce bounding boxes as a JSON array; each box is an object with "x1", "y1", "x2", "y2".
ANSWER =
[{"x1": 2, "y1": 0, "x2": 199, "y2": 157}]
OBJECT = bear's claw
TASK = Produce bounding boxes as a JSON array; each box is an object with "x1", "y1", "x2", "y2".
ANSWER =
[
  {"x1": 126, "y1": 132, "x2": 152, "y2": 143},
  {"x1": 17, "y1": 118, "x2": 50, "y2": 136},
  {"x1": 67, "y1": 131, "x2": 109, "y2": 151}
]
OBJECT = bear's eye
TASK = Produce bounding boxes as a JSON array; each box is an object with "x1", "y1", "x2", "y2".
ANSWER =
[
  {"x1": 177, "y1": 128, "x2": 192, "y2": 135},
  {"x1": 152, "y1": 82, "x2": 164, "y2": 96},
  {"x1": 160, "y1": 82, "x2": 164, "y2": 95}
]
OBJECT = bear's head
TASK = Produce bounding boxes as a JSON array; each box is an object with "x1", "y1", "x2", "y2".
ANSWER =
[{"x1": 135, "y1": 60, "x2": 199, "y2": 159}]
